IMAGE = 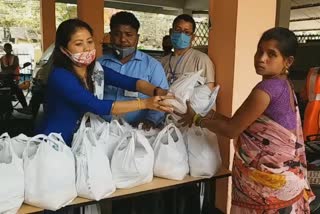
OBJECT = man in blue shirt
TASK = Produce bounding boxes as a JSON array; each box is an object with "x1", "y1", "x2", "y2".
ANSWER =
[{"x1": 98, "y1": 11, "x2": 168, "y2": 129}]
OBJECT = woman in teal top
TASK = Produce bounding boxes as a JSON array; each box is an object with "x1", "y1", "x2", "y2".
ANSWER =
[{"x1": 35, "y1": 19, "x2": 173, "y2": 146}]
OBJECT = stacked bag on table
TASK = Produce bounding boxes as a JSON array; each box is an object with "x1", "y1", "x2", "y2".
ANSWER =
[
  {"x1": 0, "y1": 69, "x2": 222, "y2": 212},
  {"x1": 163, "y1": 69, "x2": 222, "y2": 178},
  {"x1": 73, "y1": 113, "x2": 154, "y2": 190},
  {"x1": 0, "y1": 132, "x2": 77, "y2": 212}
]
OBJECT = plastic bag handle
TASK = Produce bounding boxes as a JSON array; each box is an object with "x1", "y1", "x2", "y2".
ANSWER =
[
  {"x1": 23, "y1": 134, "x2": 49, "y2": 159},
  {"x1": 78, "y1": 113, "x2": 90, "y2": 132},
  {"x1": 154, "y1": 123, "x2": 177, "y2": 149},
  {"x1": 164, "y1": 123, "x2": 176, "y2": 142},
  {"x1": 0, "y1": 132, "x2": 10, "y2": 139},
  {"x1": 0, "y1": 132, "x2": 20, "y2": 162},
  {"x1": 118, "y1": 131, "x2": 139, "y2": 175},
  {"x1": 48, "y1": 133, "x2": 67, "y2": 152},
  {"x1": 110, "y1": 120, "x2": 124, "y2": 130}
]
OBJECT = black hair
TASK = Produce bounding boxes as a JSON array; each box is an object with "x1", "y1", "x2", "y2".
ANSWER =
[
  {"x1": 172, "y1": 14, "x2": 196, "y2": 33},
  {"x1": 4, "y1": 43, "x2": 12, "y2": 50},
  {"x1": 110, "y1": 11, "x2": 140, "y2": 32},
  {"x1": 258, "y1": 27, "x2": 298, "y2": 58},
  {"x1": 163, "y1": 35, "x2": 171, "y2": 41},
  {"x1": 53, "y1": 18, "x2": 95, "y2": 91}
]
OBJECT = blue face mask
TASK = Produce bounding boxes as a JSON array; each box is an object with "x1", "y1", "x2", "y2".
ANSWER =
[
  {"x1": 170, "y1": 32, "x2": 191, "y2": 49},
  {"x1": 112, "y1": 45, "x2": 136, "y2": 59}
]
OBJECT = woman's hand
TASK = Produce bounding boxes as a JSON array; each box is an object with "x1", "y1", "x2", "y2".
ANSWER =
[
  {"x1": 143, "y1": 95, "x2": 175, "y2": 113},
  {"x1": 175, "y1": 101, "x2": 196, "y2": 127}
]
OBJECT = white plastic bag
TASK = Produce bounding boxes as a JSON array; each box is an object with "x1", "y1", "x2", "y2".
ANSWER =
[
  {"x1": 153, "y1": 124, "x2": 189, "y2": 180},
  {"x1": 0, "y1": 133, "x2": 24, "y2": 214},
  {"x1": 190, "y1": 85, "x2": 220, "y2": 116},
  {"x1": 81, "y1": 113, "x2": 124, "y2": 160},
  {"x1": 164, "y1": 70, "x2": 203, "y2": 114},
  {"x1": 185, "y1": 127, "x2": 222, "y2": 178},
  {"x1": 105, "y1": 120, "x2": 126, "y2": 159},
  {"x1": 72, "y1": 114, "x2": 115, "y2": 200},
  {"x1": 11, "y1": 133, "x2": 30, "y2": 158},
  {"x1": 136, "y1": 123, "x2": 160, "y2": 146},
  {"x1": 24, "y1": 133, "x2": 77, "y2": 211},
  {"x1": 111, "y1": 131, "x2": 154, "y2": 189}
]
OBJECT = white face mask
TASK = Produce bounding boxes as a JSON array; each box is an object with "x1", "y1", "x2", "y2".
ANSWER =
[{"x1": 61, "y1": 48, "x2": 96, "y2": 66}]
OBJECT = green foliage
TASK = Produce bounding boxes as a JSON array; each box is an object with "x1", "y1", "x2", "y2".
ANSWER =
[
  {"x1": 55, "y1": 2, "x2": 77, "y2": 27},
  {"x1": 0, "y1": 0, "x2": 77, "y2": 32},
  {"x1": 0, "y1": 0, "x2": 40, "y2": 30}
]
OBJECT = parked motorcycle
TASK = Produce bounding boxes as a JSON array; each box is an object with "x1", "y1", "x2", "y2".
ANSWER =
[{"x1": 0, "y1": 62, "x2": 32, "y2": 119}]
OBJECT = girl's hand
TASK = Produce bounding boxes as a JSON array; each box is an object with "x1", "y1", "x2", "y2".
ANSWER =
[
  {"x1": 175, "y1": 101, "x2": 196, "y2": 127},
  {"x1": 144, "y1": 95, "x2": 174, "y2": 113}
]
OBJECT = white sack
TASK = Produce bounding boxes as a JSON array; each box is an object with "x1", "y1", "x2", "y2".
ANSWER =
[
  {"x1": 24, "y1": 133, "x2": 77, "y2": 211},
  {"x1": 185, "y1": 127, "x2": 222, "y2": 178},
  {"x1": 163, "y1": 70, "x2": 203, "y2": 114},
  {"x1": 190, "y1": 85, "x2": 220, "y2": 116},
  {"x1": 153, "y1": 124, "x2": 189, "y2": 180},
  {"x1": 72, "y1": 114, "x2": 115, "y2": 200},
  {"x1": 111, "y1": 131, "x2": 154, "y2": 189},
  {"x1": 0, "y1": 133, "x2": 24, "y2": 214}
]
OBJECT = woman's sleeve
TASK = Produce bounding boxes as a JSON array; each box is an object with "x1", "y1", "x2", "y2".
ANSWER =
[
  {"x1": 49, "y1": 68, "x2": 114, "y2": 115},
  {"x1": 254, "y1": 79, "x2": 285, "y2": 101},
  {"x1": 102, "y1": 65, "x2": 139, "y2": 91}
]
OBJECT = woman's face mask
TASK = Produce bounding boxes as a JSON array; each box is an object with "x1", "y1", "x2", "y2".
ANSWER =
[
  {"x1": 62, "y1": 48, "x2": 96, "y2": 66},
  {"x1": 170, "y1": 32, "x2": 191, "y2": 50},
  {"x1": 112, "y1": 45, "x2": 136, "y2": 59}
]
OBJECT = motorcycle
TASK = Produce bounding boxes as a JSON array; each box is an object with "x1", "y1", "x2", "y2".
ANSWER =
[{"x1": 0, "y1": 62, "x2": 32, "y2": 119}]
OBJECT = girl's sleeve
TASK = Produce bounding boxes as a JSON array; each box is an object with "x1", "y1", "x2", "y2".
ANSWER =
[
  {"x1": 102, "y1": 65, "x2": 139, "y2": 91},
  {"x1": 49, "y1": 68, "x2": 114, "y2": 115}
]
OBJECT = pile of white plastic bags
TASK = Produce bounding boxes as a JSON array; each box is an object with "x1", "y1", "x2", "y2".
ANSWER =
[
  {"x1": 0, "y1": 132, "x2": 77, "y2": 212},
  {"x1": 0, "y1": 133, "x2": 24, "y2": 214},
  {"x1": 163, "y1": 70, "x2": 222, "y2": 178},
  {"x1": 0, "y1": 69, "x2": 222, "y2": 212},
  {"x1": 72, "y1": 113, "x2": 115, "y2": 200}
]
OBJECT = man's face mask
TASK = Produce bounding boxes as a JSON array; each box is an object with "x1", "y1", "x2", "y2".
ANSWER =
[
  {"x1": 62, "y1": 48, "x2": 96, "y2": 66},
  {"x1": 112, "y1": 45, "x2": 136, "y2": 59},
  {"x1": 170, "y1": 32, "x2": 191, "y2": 50}
]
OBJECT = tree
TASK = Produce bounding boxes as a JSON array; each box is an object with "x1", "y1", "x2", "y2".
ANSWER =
[{"x1": 0, "y1": 0, "x2": 77, "y2": 37}]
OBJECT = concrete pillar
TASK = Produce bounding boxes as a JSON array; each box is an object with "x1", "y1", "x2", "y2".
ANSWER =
[
  {"x1": 207, "y1": 0, "x2": 277, "y2": 213},
  {"x1": 77, "y1": 0, "x2": 104, "y2": 57},
  {"x1": 40, "y1": 0, "x2": 56, "y2": 52},
  {"x1": 276, "y1": 0, "x2": 291, "y2": 28}
]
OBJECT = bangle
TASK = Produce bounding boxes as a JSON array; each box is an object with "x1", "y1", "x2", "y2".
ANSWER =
[
  {"x1": 193, "y1": 114, "x2": 202, "y2": 126},
  {"x1": 153, "y1": 87, "x2": 161, "y2": 96},
  {"x1": 136, "y1": 98, "x2": 141, "y2": 109}
]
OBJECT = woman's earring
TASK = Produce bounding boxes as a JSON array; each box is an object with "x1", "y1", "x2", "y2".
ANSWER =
[{"x1": 282, "y1": 67, "x2": 289, "y2": 75}]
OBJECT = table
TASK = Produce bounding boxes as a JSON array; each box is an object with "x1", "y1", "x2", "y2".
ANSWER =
[{"x1": 18, "y1": 167, "x2": 231, "y2": 214}]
